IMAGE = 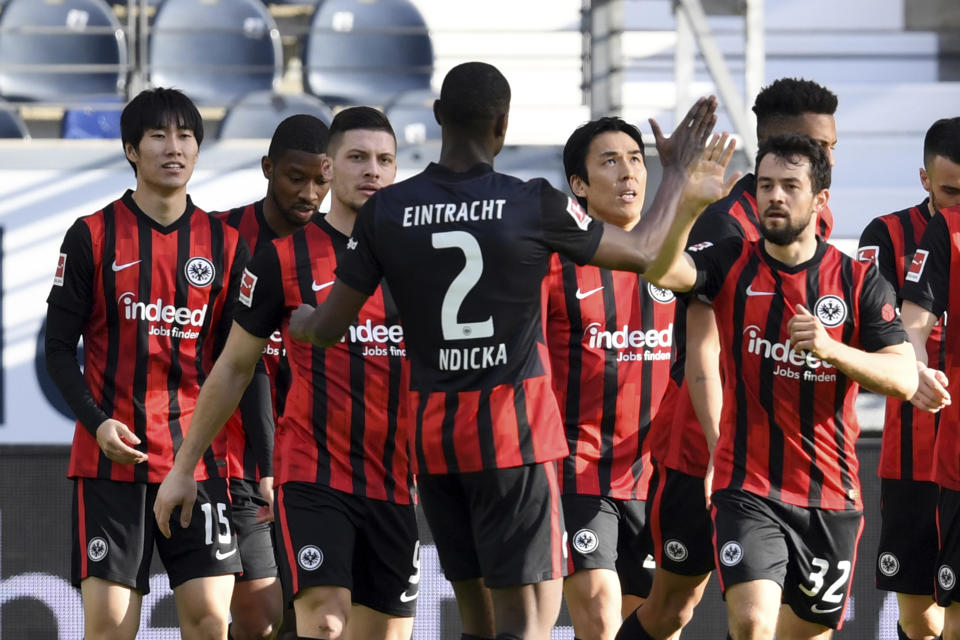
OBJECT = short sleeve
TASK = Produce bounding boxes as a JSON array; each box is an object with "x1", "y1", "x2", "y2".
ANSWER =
[
  {"x1": 857, "y1": 217, "x2": 898, "y2": 292},
  {"x1": 233, "y1": 242, "x2": 287, "y2": 339},
  {"x1": 900, "y1": 213, "x2": 950, "y2": 317},
  {"x1": 46, "y1": 219, "x2": 95, "y2": 318},
  {"x1": 335, "y1": 197, "x2": 383, "y2": 296},
  {"x1": 538, "y1": 182, "x2": 604, "y2": 265},
  {"x1": 687, "y1": 236, "x2": 744, "y2": 301},
  {"x1": 858, "y1": 264, "x2": 908, "y2": 352}
]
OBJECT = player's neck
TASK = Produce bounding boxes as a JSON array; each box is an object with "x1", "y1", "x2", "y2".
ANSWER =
[
  {"x1": 325, "y1": 203, "x2": 356, "y2": 237},
  {"x1": 762, "y1": 233, "x2": 818, "y2": 267},
  {"x1": 261, "y1": 195, "x2": 298, "y2": 239},
  {"x1": 438, "y1": 137, "x2": 496, "y2": 172},
  {"x1": 130, "y1": 186, "x2": 188, "y2": 226},
  {"x1": 927, "y1": 198, "x2": 937, "y2": 218}
]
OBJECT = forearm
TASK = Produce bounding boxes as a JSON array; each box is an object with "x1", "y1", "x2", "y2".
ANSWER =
[
  {"x1": 45, "y1": 306, "x2": 108, "y2": 435},
  {"x1": 686, "y1": 305, "x2": 722, "y2": 453},
  {"x1": 825, "y1": 343, "x2": 918, "y2": 401},
  {"x1": 239, "y1": 367, "x2": 275, "y2": 477}
]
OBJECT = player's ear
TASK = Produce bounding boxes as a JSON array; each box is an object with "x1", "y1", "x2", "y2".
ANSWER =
[
  {"x1": 569, "y1": 174, "x2": 588, "y2": 199},
  {"x1": 321, "y1": 154, "x2": 333, "y2": 183},
  {"x1": 261, "y1": 155, "x2": 273, "y2": 181},
  {"x1": 919, "y1": 167, "x2": 931, "y2": 192},
  {"x1": 813, "y1": 188, "x2": 829, "y2": 213},
  {"x1": 124, "y1": 142, "x2": 139, "y2": 166}
]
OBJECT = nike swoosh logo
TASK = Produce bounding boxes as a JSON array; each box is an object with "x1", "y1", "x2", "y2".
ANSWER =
[
  {"x1": 575, "y1": 286, "x2": 603, "y2": 300},
  {"x1": 112, "y1": 259, "x2": 141, "y2": 272},
  {"x1": 810, "y1": 603, "x2": 842, "y2": 614},
  {"x1": 399, "y1": 590, "x2": 418, "y2": 603},
  {"x1": 215, "y1": 548, "x2": 237, "y2": 561},
  {"x1": 312, "y1": 280, "x2": 334, "y2": 292},
  {"x1": 745, "y1": 284, "x2": 775, "y2": 297}
]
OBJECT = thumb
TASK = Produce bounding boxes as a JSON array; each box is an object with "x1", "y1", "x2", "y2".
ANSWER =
[
  {"x1": 795, "y1": 304, "x2": 813, "y2": 316},
  {"x1": 935, "y1": 370, "x2": 950, "y2": 386},
  {"x1": 648, "y1": 118, "x2": 664, "y2": 143},
  {"x1": 724, "y1": 171, "x2": 743, "y2": 193},
  {"x1": 118, "y1": 423, "x2": 140, "y2": 445}
]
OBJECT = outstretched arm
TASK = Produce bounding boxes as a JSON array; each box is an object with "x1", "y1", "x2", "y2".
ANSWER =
[{"x1": 288, "y1": 279, "x2": 370, "y2": 347}]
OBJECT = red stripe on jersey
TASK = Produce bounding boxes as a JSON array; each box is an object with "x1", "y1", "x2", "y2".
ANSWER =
[
  {"x1": 712, "y1": 242, "x2": 865, "y2": 510},
  {"x1": 77, "y1": 478, "x2": 88, "y2": 579},
  {"x1": 67, "y1": 197, "x2": 239, "y2": 482},
  {"x1": 656, "y1": 379, "x2": 711, "y2": 476},
  {"x1": 271, "y1": 222, "x2": 413, "y2": 503},
  {"x1": 871, "y1": 205, "x2": 942, "y2": 481},
  {"x1": 544, "y1": 255, "x2": 674, "y2": 499},
  {"x1": 275, "y1": 485, "x2": 299, "y2": 595}
]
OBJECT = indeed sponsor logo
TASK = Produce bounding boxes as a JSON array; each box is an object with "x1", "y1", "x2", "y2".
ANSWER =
[
  {"x1": 743, "y1": 325, "x2": 834, "y2": 371},
  {"x1": 118, "y1": 292, "x2": 207, "y2": 327},
  {"x1": 342, "y1": 320, "x2": 404, "y2": 344},
  {"x1": 584, "y1": 322, "x2": 673, "y2": 350}
]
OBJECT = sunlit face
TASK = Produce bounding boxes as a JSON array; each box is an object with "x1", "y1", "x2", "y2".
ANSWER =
[
  {"x1": 324, "y1": 129, "x2": 397, "y2": 214},
  {"x1": 263, "y1": 149, "x2": 329, "y2": 231},
  {"x1": 569, "y1": 131, "x2": 647, "y2": 230},
  {"x1": 921, "y1": 154, "x2": 960, "y2": 214},
  {"x1": 125, "y1": 124, "x2": 198, "y2": 193},
  {"x1": 769, "y1": 113, "x2": 838, "y2": 166},
  {"x1": 756, "y1": 153, "x2": 827, "y2": 246}
]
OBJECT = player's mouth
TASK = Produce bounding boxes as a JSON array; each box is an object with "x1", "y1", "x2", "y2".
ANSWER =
[
  {"x1": 291, "y1": 203, "x2": 316, "y2": 218},
  {"x1": 358, "y1": 183, "x2": 380, "y2": 197},
  {"x1": 161, "y1": 162, "x2": 185, "y2": 172},
  {"x1": 618, "y1": 189, "x2": 638, "y2": 203}
]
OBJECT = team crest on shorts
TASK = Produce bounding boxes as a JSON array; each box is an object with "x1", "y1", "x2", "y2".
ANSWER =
[
  {"x1": 647, "y1": 283, "x2": 676, "y2": 304},
  {"x1": 298, "y1": 545, "x2": 324, "y2": 571},
  {"x1": 87, "y1": 537, "x2": 108, "y2": 562},
  {"x1": 719, "y1": 541, "x2": 743, "y2": 567},
  {"x1": 572, "y1": 528, "x2": 599, "y2": 554},
  {"x1": 814, "y1": 295, "x2": 847, "y2": 328},
  {"x1": 878, "y1": 552, "x2": 900, "y2": 577},
  {"x1": 939, "y1": 564, "x2": 956, "y2": 591},
  {"x1": 184, "y1": 257, "x2": 215, "y2": 288},
  {"x1": 664, "y1": 539, "x2": 688, "y2": 562}
]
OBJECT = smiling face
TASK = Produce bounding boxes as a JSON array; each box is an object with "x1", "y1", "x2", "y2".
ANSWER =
[
  {"x1": 756, "y1": 152, "x2": 827, "y2": 246},
  {"x1": 125, "y1": 123, "x2": 198, "y2": 195},
  {"x1": 324, "y1": 128, "x2": 397, "y2": 214},
  {"x1": 569, "y1": 131, "x2": 647, "y2": 230}
]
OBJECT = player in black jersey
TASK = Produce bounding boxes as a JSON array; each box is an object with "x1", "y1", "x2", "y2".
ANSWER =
[{"x1": 284, "y1": 62, "x2": 736, "y2": 640}]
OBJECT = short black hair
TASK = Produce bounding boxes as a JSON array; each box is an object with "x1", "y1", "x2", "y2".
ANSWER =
[
  {"x1": 563, "y1": 117, "x2": 645, "y2": 208},
  {"x1": 752, "y1": 78, "x2": 837, "y2": 138},
  {"x1": 436, "y1": 61, "x2": 511, "y2": 130},
  {"x1": 755, "y1": 134, "x2": 831, "y2": 194},
  {"x1": 120, "y1": 87, "x2": 203, "y2": 175},
  {"x1": 267, "y1": 114, "x2": 329, "y2": 160},
  {"x1": 327, "y1": 106, "x2": 395, "y2": 152},
  {"x1": 924, "y1": 117, "x2": 960, "y2": 168}
]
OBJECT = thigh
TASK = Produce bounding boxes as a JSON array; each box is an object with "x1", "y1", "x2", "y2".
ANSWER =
[
  {"x1": 562, "y1": 494, "x2": 620, "y2": 573},
  {"x1": 936, "y1": 488, "x2": 960, "y2": 607},
  {"x1": 72, "y1": 478, "x2": 153, "y2": 593},
  {"x1": 229, "y1": 478, "x2": 279, "y2": 581},
  {"x1": 711, "y1": 489, "x2": 789, "y2": 592},
  {"x1": 648, "y1": 465, "x2": 715, "y2": 576},
  {"x1": 352, "y1": 500, "x2": 420, "y2": 618},
  {"x1": 418, "y1": 472, "x2": 482, "y2": 582},
  {"x1": 876, "y1": 478, "x2": 939, "y2": 595},
  {"x1": 154, "y1": 478, "x2": 243, "y2": 590},
  {"x1": 273, "y1": 482, "x2": 358, "y2": 607},
  {"x1": 615, "y1": 498, "x2": 655, "y2": 598},
  {"x1": 781, "y1": 503, "x2": 863, "y2": 630}
]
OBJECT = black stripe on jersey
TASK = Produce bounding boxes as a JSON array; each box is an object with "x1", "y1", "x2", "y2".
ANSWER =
[
  {"x1": 199, "y1": 217, "x2": 226, "y2": 478},
  {"x1": 225, "y1": 206, "x2": 247, "y2": 230},
  {"x1": 738, "y1": 190, "x2": 761, "y2": 232},
  {"x1": 802, "y1": 263, "x2": 823, "y2": 505},
  {"x1": 165, "y1": 222, "x2": 190, "y2": 460},
  {"x1": 347, "y1": 311, "x2": 366, "y2": 496},
  {"x1": 559, "y1": 258, "x2": 584, "y2": 494},
  {"x1": 441, "y1": 392, "x2": 459, "y2": 473},
  {"x1": 477, "y1": 388, "x2": 497, "y2": 468},
  {"x1": 597, "y1": 269, "x2": 618, "y2": 492},
  {"x1": 760, "y1": 267, "x2": 787, "y2": 502},
  {"x1": 833, "y1": 258, "x2": 856, "y2": 509},
  {"x1": 382, "y1": 336, "x2": 401, "y2": 499},
  {"x1": 415, "y1": 394, "x2": 429, "y2": 473},
  {"x1": 514, "y1": 379, "x2": 535, "y2": 463},
  {"x1": 98, "y1": 204, "x2": 119, "y2": 478},
  {"x1": 132, "y1": 218, "x2": 153, "y2": 483},
  {"x1": 730, "y1": 254, "x2": 762, "y2": 490},
  {"x1": 635, "y1": 278, "x2": 656, "y2": 499}
]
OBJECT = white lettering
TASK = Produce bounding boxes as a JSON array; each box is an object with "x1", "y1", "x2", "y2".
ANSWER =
[
  {"x1": 400, "y1": 199, "x2": 508, "y2": 227},
  {"x1": 438, "y1": 343, "x2": 508, "y2": 371}
]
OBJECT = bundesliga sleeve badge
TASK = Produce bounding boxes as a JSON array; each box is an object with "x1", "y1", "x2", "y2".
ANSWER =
[
  {"x1": 53, "y1": 253, "x2": 67, "y2": 286},
  {"x1": 905, "y1": 249, "x2": 928, "y2": 283},
  {"x1": 238, "y1": 268, "x2": 258, "y2": 307},
  {"x1": 566, "y1": 197, "x2": 591, "y2": 231}
]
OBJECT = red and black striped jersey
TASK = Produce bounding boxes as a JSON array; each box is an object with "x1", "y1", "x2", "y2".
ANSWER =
[
  {"x1": 691, "y1": 238, "x2": 906, "y2": 510},
  {"x1": 336, "y1": 163, "x2": 604, "y2": 475},
  {"x1": 857, "y1": 198, "x2": 943, "y2": 482},
  {"x1": 47, "y1": 191, "x2": 247, "y2": 483},
  {"x1": 901, "y1": 205, "x2": 960, "y2": 490},
  {"x1": 234, "y1": 215, "x2": 414, "y2": 503},
  {"x1": 212, "y1": 200, "x2": 284, "y2": 482},
  {"x1": 543, "y1": 253, "x2": 675, "y2": 499}
]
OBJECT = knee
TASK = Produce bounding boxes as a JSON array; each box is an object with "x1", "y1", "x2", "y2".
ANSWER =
[
  {"x1": 727, "y1": 608, "x2": 776, "y2": 640},
  {"x1": 230, "y1": 598, "x2": 283, "y2": 639},
  {"x1": 185, "y1": 611, "x2": 230, "y2": 640},
  {"x1": 296, "y1": 589, "x2": 350, "y2": 639},
  {"x1": 900, "y1": 616, "x2": 943, "y2": 640},
  {"x1": 661, "y1": 592, "x2": 698, "y2": 631}
]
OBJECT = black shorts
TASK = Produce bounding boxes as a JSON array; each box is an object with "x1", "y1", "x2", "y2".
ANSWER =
[
  {"x1": 418, "y1": 462, "x2": 566, "y2": 588},
  {"x1": 229, "y1": 478, "x2": 278, "y2": 582},
  {"x1": 876, "y1": 478, "x2": 939, "y2": 595},
  {"x1": 647, "y1": 464, "x2": 714, "y2": 576},
  {"x1": 562, "y1": 494, "x2": 653, "y2": 598},
  {"x1": 72, "y1": 477, "x2": 242, "y2": 593},
  {"x1": 935, "y1": 488, "x2": 960, "y2": 606},
  {"x1": 711, "y1": 489, "x2": 863, "y2": 630},
  {"x1": 274, "y1": 482, "x2": 419, "y2": 617}
]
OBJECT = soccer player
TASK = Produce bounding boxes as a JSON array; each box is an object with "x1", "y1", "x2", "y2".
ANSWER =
[
  {"x1": 858, "y1": 117, "x2": 960, "y2": 640},
  {"x1": 44, "y1": 88, "x2": 246, "y2": 640},
  {"x1": 899, "y1": 118, "x2": 960, "y2": 640},
  {"x1": 618, "y1": 77, "x2": 841, "y2": 640},
  {"x1": 283, "y1": 62, "x2": 736, "y2": 640},
  {"x1": 154, "y1": 106, "x2": 418, "y2": 640},
  {"x1": 542, "y1": 117, "x2": 675, "y2": 640},
  {"x1": 622, "y1": 133, "x2": 918, "y2": 640},
  {"x1": 213, "y1": 114, "x2": 330, "y2": 640}
]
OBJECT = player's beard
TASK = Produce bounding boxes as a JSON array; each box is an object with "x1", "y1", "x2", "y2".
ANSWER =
[{"x1": 760, "y1": 206, "x2": 814, "y2": 246}]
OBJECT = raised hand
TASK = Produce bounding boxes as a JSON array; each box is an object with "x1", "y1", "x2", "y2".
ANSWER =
[
  {"x1": 651, "y1": 95, "x2": 719, "y2": 172},
  {"x1": 682, "y1": 132, "x2": 741, "y2": 210}
]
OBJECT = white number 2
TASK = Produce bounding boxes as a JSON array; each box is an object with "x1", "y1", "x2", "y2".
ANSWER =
[
  {"x1": 200, "y1": 502, "x2": 232, "y2": 546},
  {"x1": 799, "y1": 558, "x2": 851, "y2": 604},
  {"x1": 432, "y1": 231, "x2": 494, "y2": 341}
]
